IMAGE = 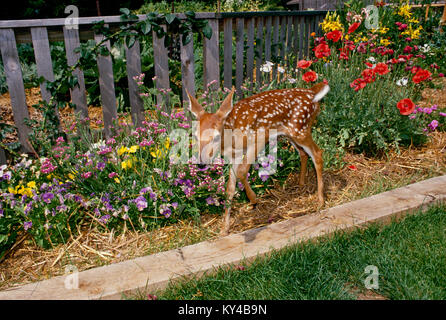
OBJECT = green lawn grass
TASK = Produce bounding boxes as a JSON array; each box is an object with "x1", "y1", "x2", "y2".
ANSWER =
[{"x1": 153, "y1": 204, "x2": 446, "y2": 300}]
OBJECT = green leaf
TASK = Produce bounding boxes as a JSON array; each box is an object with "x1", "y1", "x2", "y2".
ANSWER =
[
  {"x1": 126, "y1": 36, "x2": 136, "y2": 49},
  {"x1": 142, "y1": 21, "x2": 152, "y2": 35},
  {"x1": 182, "y1": 33, "x2": 193, "y2": 46},
  {"x1": 165, "y1": 14, "x2": 176, "y2": 25},
  {"x1": 120, "y1": 8, "x2": 130, "y2": 16},
  {"x1": 202, "y1": 25, "x2": 212, "y2": 39}
]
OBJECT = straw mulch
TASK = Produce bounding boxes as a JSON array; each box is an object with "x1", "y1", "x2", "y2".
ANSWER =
[{"x1": 0, "y1": 79, "x2": 445, "y2": 290}]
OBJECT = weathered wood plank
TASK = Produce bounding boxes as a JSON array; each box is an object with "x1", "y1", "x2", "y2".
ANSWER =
[
  {"x1": 279, "y1": 16, "x2": 287, "y2": 81},
  {"x1": 264, "y1": 16, "x2": 272, "y2": 67},
  {"x1": 255, "y1": 17, "x2": 264, "y2": 86},
  {"x1": 272, "y1": 16, "x2": 279, "y2": 81},
  {"x1": 235, "y1": 18, "x2": 244, "y2": 97},
  {"x1": 94, "y1": 26, "x2": 118, "y2": 138},
  {"x1": 299, "y1": 16, "x2": 304, "y2": 60},
  {"x1": 30, "y1": 27, "x2": 55, "y2": 104},
  {"x1": 293, "y1": 16, "x2": 299, "y2": 56},
  {"x1": 63, "y1": 26, "x2": 88, "y2": 119},
  {"x1": 203, "y1": 19, "x2": 220, "y2": 98},
  {"x1": 286, "y1": 16, "x2": 293, "y2": 67},
  {"x1": 246, "y1": 17, "x2": 255, "y2": 90},
  {"x1": 223, "y1": 18, "x2": 233, "y2": 90},
  {"x1": 125, "y1": 37, "x2": 144, "y2": 127},
  {"x1": 0, "y1": 13, "x2": 217, "y2": 29},
  {"x1": 304, "y1": 17, "x2": 311, "y2": 58},
  {"x1": 180, "y1": 33, "x2": 195, "y2": 103},
  {"x1": 0, "y1": 29, "x2": 32, "y2": 154},
  {"x1": 152, "y1": 25, "x2": 170, "y2": 110}
]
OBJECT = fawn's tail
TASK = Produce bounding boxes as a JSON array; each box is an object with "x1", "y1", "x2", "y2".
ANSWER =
[{"x1": 311, "y1": 82, "x2": 330, "y2": 103}]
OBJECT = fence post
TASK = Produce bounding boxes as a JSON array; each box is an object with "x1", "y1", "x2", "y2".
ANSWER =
[
  {"x1": 235, "y1": 18, "x2": 244, "y2": 97},
  {"x1": 0, "y1": 28, "x2": 33, "y2": 154}
]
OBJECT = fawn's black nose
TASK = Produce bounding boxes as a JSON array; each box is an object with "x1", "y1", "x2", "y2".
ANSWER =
[{"x1": 197, "y1": 163, "x2": 207, "y2": 169}]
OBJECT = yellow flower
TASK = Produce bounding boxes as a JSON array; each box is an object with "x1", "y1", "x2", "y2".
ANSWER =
[
  {"x1": 27, "y1": 181, "x2": 37, "y2": 189},
  {"x1": 150, "y1": 149, "x2": 162, "y2": 159},
  {"x1": 408, "y1": 18, "x2": 419, "y2": 24},
  {"x1": 378, "y1": 27, "x2": 389, "y2": 34},
  {"x1": 164, "y1": 138, "x2": 170, "y2": 150},
  {"x1": 8, "y1": 186, "x2": 17, "y2": 194},
  {"x1": 398, "y1": 3, "x2": 412, "y2": 18},
  {"x1": 114, "y1": 177, "x2": 120, "y2": 184},
  {"x1": 320, "y1": 11, "x2": 344, "y2": 33},
  {"x1": 361, "y1": 36, "x2": 368, "y2": 42},
  {"x1": 68, "y1": 173, "x2": 75, "y2": 180},
  {"x1": 128, "y1": 145, "x2": 139, "y2": 153},
  {"x1": 121, "y1": 159, "x2": 133, "y2": 170},
  {"x1": 380, "y1": 39, "x2": 391, "y2": 46},
  {"x1": 118, "y1": 146, "x2": 128, "y2": 156}
]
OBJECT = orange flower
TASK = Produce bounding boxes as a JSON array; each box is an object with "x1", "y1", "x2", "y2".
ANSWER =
[
  {"x1": 396, "y1": 98, "x2": 415, "y2": 115},
  {"x1": 302, "y1": 71, "x2": 318, "y2": 83},
  {"x1": 310, "y1": 32, "x2": 316, "y2": 37}
]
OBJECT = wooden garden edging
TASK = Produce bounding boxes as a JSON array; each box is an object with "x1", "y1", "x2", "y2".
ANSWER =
[
  {"x1": 0, "y1": 10, "x2": 328, "y2": 163},
  {"x1": 0, "y1": 175, "x2": 444, "y2": 300}
]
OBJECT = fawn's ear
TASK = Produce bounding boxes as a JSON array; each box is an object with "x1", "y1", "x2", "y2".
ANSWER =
[
  {"x1": 216, "y1": 87, "x2": 235, "y2": 120},
  {"x1": 186, "y1": 90, "x2": 205, "y2": 119}
]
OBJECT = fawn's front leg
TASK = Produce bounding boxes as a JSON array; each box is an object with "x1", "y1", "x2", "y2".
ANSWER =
[{"x1": 221, "y1": 166, "x2": 237, "y2": 236}]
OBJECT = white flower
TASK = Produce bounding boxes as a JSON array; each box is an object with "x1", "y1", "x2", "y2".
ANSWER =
[
  {"x1": 260, "y1": 61, "x2": 274, "y2": 73},
  {"x1": 367, "y1": 57, "x2": 376, "y2": 63},
  {"x1": 396, "y1": 77, "x2": 408, "y2": 86},
  {"x1": 420, "y1": 44, "x2": 431, "y2": 53},
  {"x1": 277, "y1": 66, "x2": 285, "y2": 73},
  {"x1": 287, "y1": 77, "x2": 297, "y2": 84}
]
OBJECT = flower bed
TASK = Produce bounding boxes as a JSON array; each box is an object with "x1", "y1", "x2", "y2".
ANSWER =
[{"x1": 1, "y1": 1, "x2": 446, "y2": 288}]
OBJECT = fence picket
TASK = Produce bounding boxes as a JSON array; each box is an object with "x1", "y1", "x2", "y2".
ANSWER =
[
  {"x1": 256, "y1": 17, "x2": 264, "y2": 86},
  {"x1": 235, "y1": 18, "x2": 244, "y2": 96},
  {"x1": 203, "y1": 19, "x2": 220, "y2": 98},
  {"x1": 0, "y1": 28, "x2": 33, "y2": 154},
  {"x1": 223, "y1": 18, "x2": 233, "y2": 90},
  {"x1": 125, "y1": 37, "x2": 144, "y2": 127},
  {"x1": 63, "y1": 26, "x2": 88, "y2": 119},
  {"x1": 30, "y1": 27, "x2": 55, "y2": 104},
  {"x1": 272, "y1": 16, "x2": 279, "y2": 81},
  {"x1": 153, "y1": 25, "x2": 170, "y2": 110},
  {"x1": 246, "y1": 17, "x2": 255, "y2": 90},
  {"x1": 94, "y1": 26, "x2": 118, "y2": 138},
  {"x1": 180, "y1": 33, "x2": 195, "y2": 103},
  {"x1": 264, "y1": 16, "x2": 272, "y2": 84}
]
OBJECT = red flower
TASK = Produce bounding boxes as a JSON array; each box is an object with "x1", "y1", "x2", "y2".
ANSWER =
[
  {"x1": 396, "y1": 98, "x2": 415, "y2": 115},
  {"x1": 403, "y1": 45, "x2": 412, "y2": 53},
  {"x1": 348, "y1": 22, "x2": 361, "y2": 34},
  {"x1": 302, "y1": 70, "x2": 318, "y2": 82},
  {"x1": 412, "y1": 69, "x2": 432, "y2": 84},
  {"x1": 361, "y1": 68, "x2": 376, "y2": 83},
  {"x1": 373, "y1": 62, "x2": 389, "y2": 75},
  {"x1": 339, "y1": 52, "x2": 349, "y2": 60},
  {"x1": 348, "y1": 165, "x2": 358, "y2": 170},
  {"x1": 326, "y1": 30, "x2": 342, "y2": 42},
  {"x1": 365, "y1": 62, "x2": 374, "y2": 68},
  {"x1": 297, "y1": 60, "x2": 312, "y2": 69},
  {"x1": 350, "y1": 78, "x2": 367, "y2": 91},
  {"x1": 313, "y1": 43, "x2": 331, "y2": 58}
]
